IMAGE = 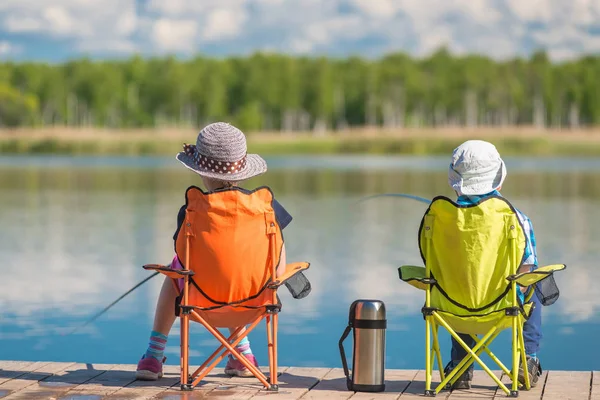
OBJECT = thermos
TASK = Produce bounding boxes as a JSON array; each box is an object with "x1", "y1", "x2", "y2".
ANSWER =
[{"x1": 339, "y1": 299, "x2": 386, "y2": 392}]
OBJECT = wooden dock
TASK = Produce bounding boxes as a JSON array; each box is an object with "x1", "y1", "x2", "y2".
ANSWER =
[{"x1": 0, "y1": 361, "x2": 596, "y2": 399}]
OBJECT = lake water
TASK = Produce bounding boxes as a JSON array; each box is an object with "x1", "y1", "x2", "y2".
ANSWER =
[{"x1": 0, "y1": 155, "x2": 598, "y2": 372}]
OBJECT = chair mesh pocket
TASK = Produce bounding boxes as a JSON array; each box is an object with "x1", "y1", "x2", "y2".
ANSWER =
[
  {"x1": 534, "y1": 274, "x2": 560, "y2": 306},
  {"x1": 284, "y1": 271, "x2": 311, "y2": 299}
]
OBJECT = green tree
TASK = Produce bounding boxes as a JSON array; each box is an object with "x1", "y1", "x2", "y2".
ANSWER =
[{"x1": 0, "y1": 83, "x2": 39, "y2": 127}]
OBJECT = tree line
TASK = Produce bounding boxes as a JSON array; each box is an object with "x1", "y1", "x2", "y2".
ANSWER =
[{"x1": 1, "y1": 48, "x2": 599, "y2": 131}]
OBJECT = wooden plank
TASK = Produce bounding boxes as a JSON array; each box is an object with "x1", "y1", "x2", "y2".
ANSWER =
[
  {"x1": 350, "y1": 369, "x2": 418, "y2": 400},
  {"x1": 108, "y1": 362, "x2": 237, "y2": 399},
  {"x1": 592, "y1": 371, "x2": 600, "y2": 400},
  {"x1": 2, "y1": 363, "x2": 113, "y2": 400},
  {"x1": 492, "y1": 371, "x2": 547, "y2": 399},
  {"x1": 399, "y1": 370, "x2": 450, "y2": 398},
  {"x1": 149, "y1": 389, "x2": 226, "y2": 400},
  {"x1": 541, "y1": 371, "x2": 591, "y2": 400},
  {"x1": 0, "y1": 362, "x2": 74, "y2": 399},
  {"x1": 447, "y1": 370, "x2": 500, "y2": 400},
  {"x1": 251, "y1": 367, "x2": 331, "y2": 400},
  {"x1": 0, "y1": 362, "x2": 40, "y2": 385},
  {"x1": 0, "y1": 363, "x2": 31, "y2": 372},
  {"x1": 147, "y1": 374, "x2": 233, "y2": 400},
  {"x1": 204, "y1": 366, "x2": 289, "y2": 400},
  {"x1": 0, "y1": 362, "x2": 39, "y2": 370},
  {"x1": 60, "y1": 364, "x2": 138, "y2": 397},
  {"x1": 300, "y1": 368, "x2": 355, "y2": 399},
  {"x1": 104, "y1": 364, "x2": 181, "y2": 399}
]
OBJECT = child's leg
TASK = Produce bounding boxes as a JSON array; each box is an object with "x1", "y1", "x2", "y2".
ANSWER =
[
  {"x1": 224, "y1": 325, "x2": 259, "y2": 377},
  {"x1": 228, "y1": 326, "x2": 253, "y2": 356},
  {"x1": 151, "y1": 276, "x2": 179, "y2": 336},
  {"x1": 523, "y1": 289, "x2": 542, "y2": 358},
  {"x1": 450, "y1": 334, "x2": 476, "y2": 368},
  {"x1": 518, "y1": 287, "x2": 543, "y2": 386},
  {"x1": 137, "y1": 276, "x2": 179, "y2": 379},
  {"x1": 445, "y1": 333, "x2": 475, "y2": 389},
  {"x1": 144, "y1": 276, "x2": 178, "y2": 360}
]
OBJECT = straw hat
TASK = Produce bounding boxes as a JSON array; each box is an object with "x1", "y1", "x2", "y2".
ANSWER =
[
  {"x1": 176, "y1": 122, "x2": 267, "y2": 181},
  {"x1": 448, "y1": 140, "x2": 507, "y2": 196}
]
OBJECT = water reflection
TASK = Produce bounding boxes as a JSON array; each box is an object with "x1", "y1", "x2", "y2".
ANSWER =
[{"x1": 0, "y1": 155, "x2": 598, "y2": 370}]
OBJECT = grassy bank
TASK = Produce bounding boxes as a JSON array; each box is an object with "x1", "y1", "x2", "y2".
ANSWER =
[{"x1": 2, "y1": 127, "x2": 600, "y2": 156}]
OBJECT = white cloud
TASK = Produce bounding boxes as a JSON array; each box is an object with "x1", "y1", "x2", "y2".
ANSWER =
[
  {"x1": 201, "y1": 8, "x2": 246, "y2": 41},
  {"x1": 0, "y1": 40, "x2": 19, "y2": 55},
  {"x1": 151, "y1": 18, "x2": 198, "y2": 52},
  {"x1": 289, "y1": 38, "x2": 314, "y2": 54},
  {"x1": 416, "y1": 24, "x2": 454, "y2": 57},
  {"x1": 0, "y1": 0, "x2": 138, "y2": 53},
  {"x1": 350, "y1": 0, "x2": 401, "y2": 18},
  {"x1": 3, "y1": 15, "x2": 43, "y2": 33},
  {"x1": 454, "y1": 0, "x2": 504, "y2": 25},
  {"x1": 145, "y1": 0, "x2": 198, "y2": 16},
  {"x1": 143, "y1": 0, "x2": 248, "y2": 51},
  {"x1": 505, "y1": 0, "x2": 554, "y2": 23},
  {"x1": 145, "y1": 0, "x2": 246, "y2": 17}
]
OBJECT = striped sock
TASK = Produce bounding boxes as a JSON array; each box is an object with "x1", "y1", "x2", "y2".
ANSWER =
[
  {"x1": 229, "y1": 336, "x2": 253, "y2": 359},
  {"x1": 145, "y1": 330, "x2": 168, "y2": 361}
]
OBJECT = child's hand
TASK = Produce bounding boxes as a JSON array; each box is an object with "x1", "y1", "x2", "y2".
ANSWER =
[{"x1": 520, "y1": 285, "x2": 528, "y2": 293}]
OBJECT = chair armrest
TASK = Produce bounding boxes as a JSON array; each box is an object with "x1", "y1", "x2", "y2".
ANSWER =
[
  {"x1": 143, "y1": 264, "x2": 194, "y2": 279},
  {"x1": 269, "y1": 262, "x2": 311, "y2": 299},
  {"x1": 269, "y1": 262, "x2": 310, "y2": 288},
  {"x1": 398, "y1": 265, "x2": 436, "y2": 291},
  {"x1": 506, "y1": 264, "x2": 566, "y2": 287}
]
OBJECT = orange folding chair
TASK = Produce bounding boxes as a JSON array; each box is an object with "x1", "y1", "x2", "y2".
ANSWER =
[{"x1": 143, "y1": 186, "x2": 310, "y2": 391}]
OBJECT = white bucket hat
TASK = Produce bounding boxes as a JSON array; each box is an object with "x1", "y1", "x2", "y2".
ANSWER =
[
  {"x1": 176, "y1": 122, "x2": 267, "y2": 181},
  {"x1": 448, "y1": 140, "x2": 507, "y2": 196}
]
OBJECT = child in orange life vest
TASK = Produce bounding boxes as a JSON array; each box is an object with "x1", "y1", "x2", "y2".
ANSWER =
[{"x1": 136, "y1": 122, "x2": 292, "y2": 381}]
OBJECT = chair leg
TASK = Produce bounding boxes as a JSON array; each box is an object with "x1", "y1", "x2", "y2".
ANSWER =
[
  {"x1": 510, "y1": 317, "x2": 519, "y2": 396},
  {"x1": 188, "y1": 310, "x2": 270, "y2": 389},
  {"x1": 431, "y1": 323, "x2": 445, "y2": 382},
  {"x1": 424, "y1": 316, "x2": 435, "y2": 397},
  {"x1": 518, "y1": 324, "x2": 530, "y2": 390},
  {"x1": 191, "y1": 326, "x2": 245, "y2": 379},
  {"x1": 266, "y1": 316, "x2": 274, "y2": 383},
  {"x1": 272, "y1": 313, "x2": 279, "y2": 389},
  {"x1": 474, "y1": 333, "x2": 511, "y2": 378},
  {"x1": 434, "y1": 313, "x2": 510, "y2": 395},
  {"x1": 265, "y1": 314, "x2": 279, "y2": 391},
  {"x1": 180, "y1": 314, "x2": 192, "y2": 391},
  {"x1": 444, "y1": 331, "x2": 505, "y2": 390}
]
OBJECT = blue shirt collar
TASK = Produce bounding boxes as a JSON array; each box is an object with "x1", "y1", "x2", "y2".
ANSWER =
[{"x1": 456, "y1": 190, "x2": 502, "y2": 206}]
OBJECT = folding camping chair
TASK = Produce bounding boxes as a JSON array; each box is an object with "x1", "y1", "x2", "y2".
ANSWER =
[
  {"x1": 143, "y1": 186, "x2": 311, "y2": 391},
  {"x1": 398, "y1": 196, "x2": 565, "y2": 397}
]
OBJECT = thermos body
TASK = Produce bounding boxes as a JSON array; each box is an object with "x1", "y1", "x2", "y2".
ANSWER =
[{"x1": 339, "y1": 299, "x2": 387, "y2": 392}]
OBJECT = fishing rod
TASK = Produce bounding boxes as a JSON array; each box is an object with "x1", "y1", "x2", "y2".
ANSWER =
[
  {"x1": 65, "y1": 193, "x2": 427, "y2": 336},
  {"x1": 64, "y1": 271, "x2": 160, "y2": 336},
  {"x1": 357, "y1": 193, "x2": 431, "y2": 205}
]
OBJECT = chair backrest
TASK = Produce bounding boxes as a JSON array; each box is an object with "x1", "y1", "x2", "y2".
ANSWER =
[
  {"x1": 419, "y1": 196, "x2": 526, "y2": 315},
  {"x1": 175, "y1": 186, "x2": 282, "y2": 309}
]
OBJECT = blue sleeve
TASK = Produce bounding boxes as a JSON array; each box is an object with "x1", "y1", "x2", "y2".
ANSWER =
[
  {"x1": 516, "y1": 210, "x2": 538, "y2": 269},
  {"x1": 173, "y1": 205, "x2": 186, "y2": 242},
  {"x1": 273, "y1": 199, "x2": 292, "y2": 230}
]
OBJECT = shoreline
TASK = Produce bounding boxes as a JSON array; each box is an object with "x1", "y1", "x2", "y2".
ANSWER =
[{"x1": 2, "y1": 127, "x2": 600, "y2": 156}]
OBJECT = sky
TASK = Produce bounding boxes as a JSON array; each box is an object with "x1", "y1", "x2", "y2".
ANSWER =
[{"x1": 0, "y1": 0, "x2": 599, "y2": 62}]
